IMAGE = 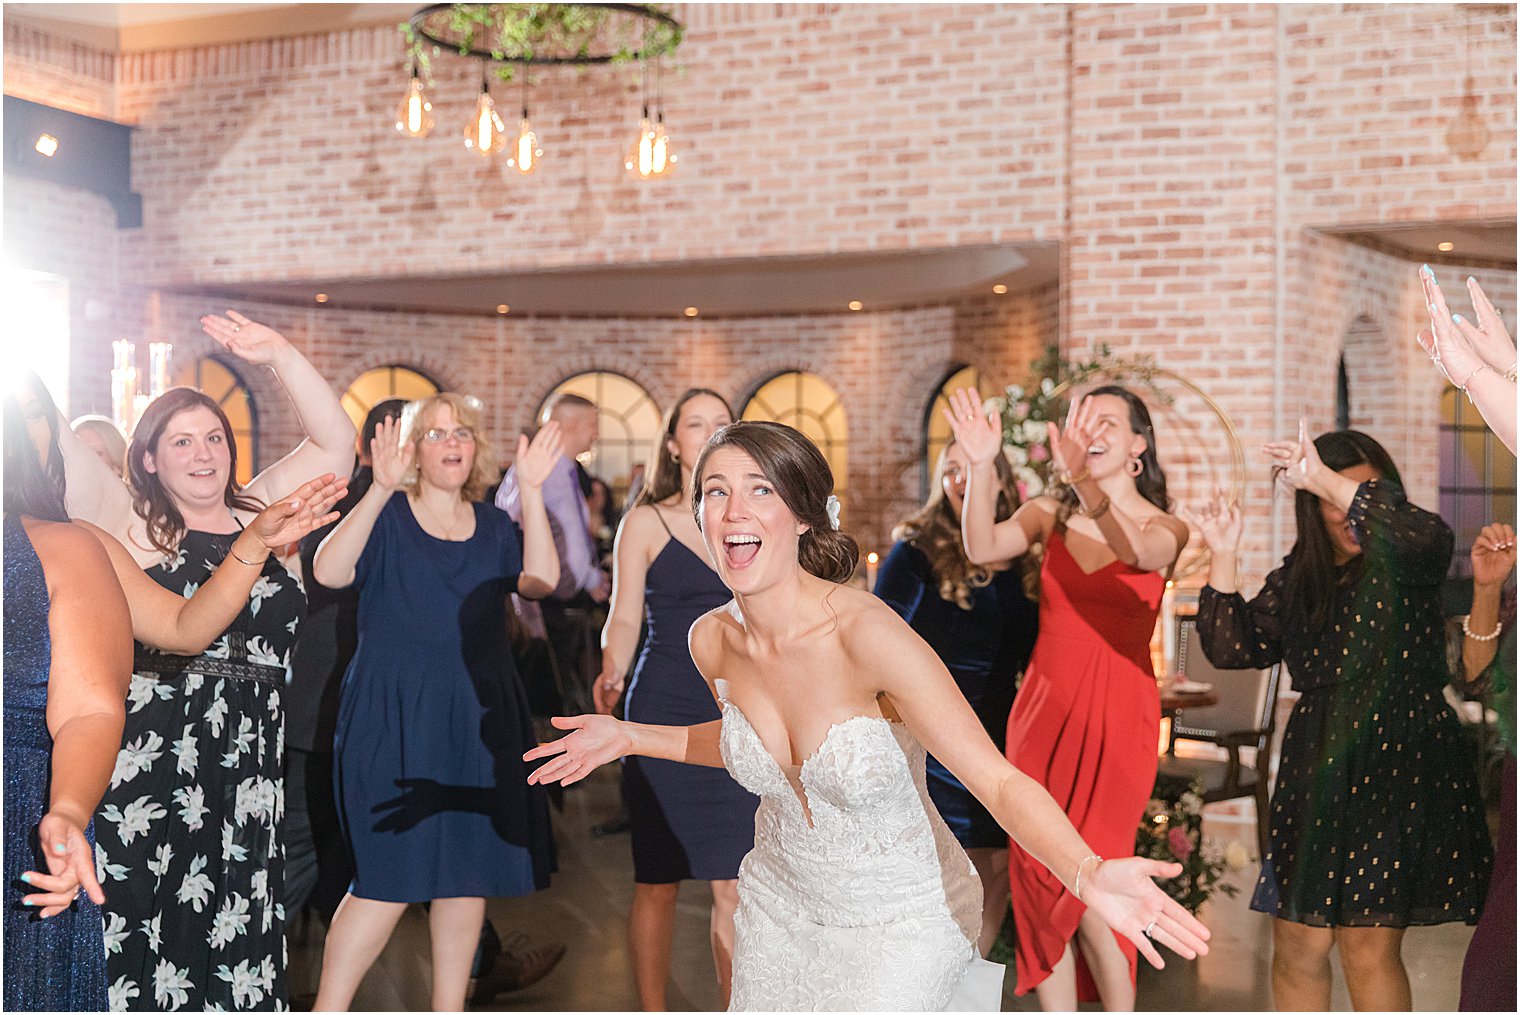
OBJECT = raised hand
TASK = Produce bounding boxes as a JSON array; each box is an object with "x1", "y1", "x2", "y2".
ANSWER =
[
  {"x1": 1263, "y1": 418, "x2": 1325, "y2": 494},
  {"x1": 21, "y1": 812, "x2": 105, "y2": 918},
  {"x1": 523, "y1": 714, "x2": 633, "y2": 786},
  {"x1": 1047, "y1": 395, "x2": 1102, "y2": 482},
  {"x1": 941, "y1": 387, "x2": 1004, "y2": 465},
  {"x1": 200, "y1": 311, "x2": 293, "y2": 367},
  {"x1": 1472, "y1": 523, "x2": 1517, "y2": 589},
  {"x1": 515, "y1": 421, "x2": 564, "y2": 490},
  {"x1": 1420, "y1": 268, "x2": 1516, "y2": 382},
  {"x1": 1082, "y1": 856, "x2": 1211, "y2": 969},
  {"x1": 369, "y1": 415, "x2": 414, "y2": 492},
  {"x1": 1177, "y1": 488, "x2": 1243, "y2": 556},
  {"x1": 247, "y1": 473, "x2": 348, "y2": 550}
]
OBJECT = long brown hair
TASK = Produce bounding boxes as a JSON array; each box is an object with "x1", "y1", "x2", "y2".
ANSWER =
[
  {"x1": 636, "y1": 388, "x2": 733, "y2": 508},
  {"x1": 1052, "y1": 384, "x2": 1171, "y2": 524},
  {"x1": 127, "y1": 387, "x2": 264, "y2": 556},
  {"x1": 692, "y1": 420, "x2": 860, "y2": 584},
  {"x1": 893, "y1": 439, "x2": 1025, "y2": 609}
]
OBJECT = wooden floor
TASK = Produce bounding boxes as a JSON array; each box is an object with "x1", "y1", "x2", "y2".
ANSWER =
[{"x1": 286, "y1": 765, "x2": 1478, "y2": 1011}]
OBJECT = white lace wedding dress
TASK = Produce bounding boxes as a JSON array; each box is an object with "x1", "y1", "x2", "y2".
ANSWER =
[{"x1": 717, "y1": 681, "x2": 1006, "y2": 1011}]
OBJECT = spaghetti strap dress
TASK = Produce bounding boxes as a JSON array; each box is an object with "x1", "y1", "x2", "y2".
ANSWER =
[
  {"x1": 623, "y1": 508, "x2": 757, "y2": 883},
  {"x1": 1006, "y1": 529, "x2": 1163, "y2": 1001}
]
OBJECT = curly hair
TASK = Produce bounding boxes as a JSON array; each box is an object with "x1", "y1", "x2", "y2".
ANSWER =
[
  {"x1": 399, "y1": 392, "x2": 498, "y2": 502},
  {"x1": 893, "y1": 440, "x2": 1027, "y2": 610}
]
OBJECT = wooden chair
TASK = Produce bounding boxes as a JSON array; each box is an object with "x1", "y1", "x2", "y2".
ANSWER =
[{"x1": 1157, "y1": 616, "x2": 1284, "y2": 863}]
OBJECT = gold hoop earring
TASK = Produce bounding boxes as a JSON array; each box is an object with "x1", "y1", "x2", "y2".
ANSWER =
[{"x1": 1127, "y1": 457, "x2": 1143, "y2": 478}]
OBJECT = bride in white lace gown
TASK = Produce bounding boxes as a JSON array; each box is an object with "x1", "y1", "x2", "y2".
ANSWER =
[{"x1": 527, "y1": 421, "x2": 1210, "y2": 1012}]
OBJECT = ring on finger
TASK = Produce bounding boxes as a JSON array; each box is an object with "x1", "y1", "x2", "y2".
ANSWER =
[
  {"x1": 232, "y1": 324, "x2": 242, "y2": 332},
  {"x1": 1142, "y1": 918, "x2": 1158, "y2": 939}
]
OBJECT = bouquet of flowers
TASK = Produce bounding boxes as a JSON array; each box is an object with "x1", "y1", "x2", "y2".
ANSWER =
[{"x1": 1135, "y1": 776, "x2": 1251, "y2": 914}]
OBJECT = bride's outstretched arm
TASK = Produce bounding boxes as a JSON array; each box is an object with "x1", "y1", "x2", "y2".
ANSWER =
[
  {"x1": 859, "y1": 604, "x2": 1210, "y2": 970},
  {"x1": 524, "y1": 718, "x2": 724, "y2": 786}
]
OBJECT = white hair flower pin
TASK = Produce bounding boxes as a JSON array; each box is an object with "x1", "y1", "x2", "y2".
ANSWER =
[{"x1": 825, "y1": 495, "x2": 842, "y2": 531}]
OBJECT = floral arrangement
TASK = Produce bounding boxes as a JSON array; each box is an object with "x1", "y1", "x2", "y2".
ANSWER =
[
  {"x1": 403, "y1": 3, "x2": 682, "y2": 83},
  {"x1": 989, "y1": 343, "x2": 1169, "y2": 502},
  {"x1": 1135, "y1": 776, "x2": 1250, "y2": 914}
]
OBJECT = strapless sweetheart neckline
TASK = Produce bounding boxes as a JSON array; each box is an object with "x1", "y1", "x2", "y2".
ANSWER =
[{"x1": 718, "y1": 693, "x2": 901, "y2": 828}]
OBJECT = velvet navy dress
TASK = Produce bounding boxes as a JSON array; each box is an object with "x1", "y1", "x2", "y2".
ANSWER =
[
  {"x1": 334, "y1": 494, "x2": 555, "y2": 902},
  {"x1": 623, "y1": 509, "x2": 758, "y2": 883},
  {"x1": 874, "y1": 540, "x2": 1038, "y2": 848},
  {"x1": 3, "y1": 514, "x2": 110, "y2": 1012}
]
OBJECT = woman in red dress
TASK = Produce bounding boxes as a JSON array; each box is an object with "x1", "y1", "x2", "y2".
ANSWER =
[{"x1": 947, "y1": 385, "x2": 1188, "y2": 1010}]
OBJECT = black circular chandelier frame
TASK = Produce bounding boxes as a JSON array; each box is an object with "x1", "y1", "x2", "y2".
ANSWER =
[{"x1": 409, "y1": 3, "x2": 682, "y2": 66}]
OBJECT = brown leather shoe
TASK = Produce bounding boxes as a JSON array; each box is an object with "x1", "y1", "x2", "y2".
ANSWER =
[{"x1": 466, "y1": 939, "x2": 567, "y2": 1002}]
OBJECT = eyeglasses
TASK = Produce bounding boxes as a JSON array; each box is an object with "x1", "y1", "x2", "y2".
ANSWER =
[{"x1": 422, "y1": 427, "x2": 475, "y2": 443}]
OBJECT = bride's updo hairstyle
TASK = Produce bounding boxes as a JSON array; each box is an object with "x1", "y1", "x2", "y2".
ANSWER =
[{"x1": 692, "y1": 420, "x2": 860, "y2": 584}]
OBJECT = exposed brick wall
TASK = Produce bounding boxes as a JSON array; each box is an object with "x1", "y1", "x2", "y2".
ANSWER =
[{"x1": 4, "y1": 3, "x2": 1516, "y2": 580}]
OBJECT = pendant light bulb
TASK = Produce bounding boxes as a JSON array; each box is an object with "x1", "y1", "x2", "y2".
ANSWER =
[
  {"x1": 463, "y1": 68, "x2": 505, "y2": 156},
  {"x1": 625, "y1": 112, "x2": 657, "y2": 179},
  {"x1": 508, "y1": 116, "x2": 542, "y2": 174},
  {"x1": 394, "y1": 64, "x2": 434, "y2": 139},
  {"x1": 652, "y1": 110, "x2": 674, "y2": 174}
]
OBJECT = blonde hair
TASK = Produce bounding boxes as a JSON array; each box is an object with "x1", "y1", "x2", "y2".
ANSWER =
[
  {"x1": 72, "y1": 414, "x2": 128, "y2": 476},
  {"x1": 399, "y1": 392, "x2": 498, "y2": 502}
]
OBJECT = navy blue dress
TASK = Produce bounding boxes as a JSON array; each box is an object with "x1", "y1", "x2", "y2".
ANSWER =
[
  {"x1": 334, "y1": 494, "x2": 555, "y2": 902},
  {"x1": 3, "y1": 514, "x2": 109, "y2": 1012},
  {"x1": 623, "y1": 511, "x2": 758, "y2": 883},
  {"x1": 874, "y1": 540, "x2": 1038, "y2": 848}
]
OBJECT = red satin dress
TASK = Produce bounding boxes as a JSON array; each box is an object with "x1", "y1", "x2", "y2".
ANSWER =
[{"x1": 1008, "y1": 529, "x2": 1164, "y2": 1000}]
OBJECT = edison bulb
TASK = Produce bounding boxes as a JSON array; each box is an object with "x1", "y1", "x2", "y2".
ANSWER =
[
  {"x1": 463, "y1": 89, "x2": 506, "y2": 156},
  {"x1": 506, "y1": 118, "x2": 543, "y2": 174},
  {"x1": 394, "y1": 72, "x2": 434, "y2": 138},
  {"x1": 624, "y1": 116, "x2": 657, "y2": 178}
]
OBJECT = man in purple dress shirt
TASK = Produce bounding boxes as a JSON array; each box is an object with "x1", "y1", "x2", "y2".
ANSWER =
[{"x1": 496, "y1": 392, "x2": 609, "y2": 712}]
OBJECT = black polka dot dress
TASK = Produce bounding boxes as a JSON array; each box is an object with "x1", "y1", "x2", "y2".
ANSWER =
[{"x1": 1197, "y1": 480, "x2": 1492, "y2": 928}]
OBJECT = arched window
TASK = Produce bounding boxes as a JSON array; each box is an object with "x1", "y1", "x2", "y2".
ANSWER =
[
  {"x1": 924, "y1": 365, "x2": 994, "y2": 498},
  {"x1": 1439, "y1": 386, "x2": 1517, "y2": 578},
  {"x1": 172, "y1": 357, "x2": 258, "y2": 486},
  {"x1": 542, "y1": 372, "x2": 662, "y2": 504},
  {"x1": 741, "y1": 371, "x2": 849, "y2": 504},
  {"x1": 341, "y1": 365, "x2": 440, "y2": 431}
]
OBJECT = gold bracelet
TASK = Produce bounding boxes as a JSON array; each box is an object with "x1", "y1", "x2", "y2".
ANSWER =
[
  {"x1": 1461, "y1": 614, "x2": 1503, "y2": 642},
  {"x1": 1073, "y1": 853, "x2": 1103, "y2": 902},
  {"x1": 229, "y1": 545, "x2": 265, "y2": 567},
  {"x1": 1060, "y1": 465, "x2": 1091, "y2": 487},
  {"x1": 1075, "y1": 495, "x2": 1111, "y2": 521}
]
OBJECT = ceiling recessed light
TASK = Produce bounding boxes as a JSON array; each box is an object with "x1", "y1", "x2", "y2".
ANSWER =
[
  {"x1": 34, "y1": 134, "x2": 59, "y2": 157},
  {"x1": 1437, "y1": 241, "x2": 1455, "y2": 252},
  {"x1": 683, "y1": 306, "x2": 699, "y2": 317},
  {"x1": 496, "y1": 304, "x2": 509, "y2": 314},
  {"x1": 992, "y1": 283, "x2": 1009, "y2": 295},
  {"x1": 314, "y1": 293, "x2": 329, "y2": 303},
  {"x1": 847, "y1": 300, "x2": 863, "y2": 311}
]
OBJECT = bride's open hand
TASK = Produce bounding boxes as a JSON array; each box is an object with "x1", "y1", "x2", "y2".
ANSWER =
[
  {"x1": 523, "y1": 714, "x2": 633, "y2": 786},
  {"x1": 1083, "y1": 856, "x2": 1211, "y2": 969}
]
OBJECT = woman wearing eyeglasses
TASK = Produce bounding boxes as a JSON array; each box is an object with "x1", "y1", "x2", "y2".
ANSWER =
[{"x1": 311, "y1": 393, "x2": 564, "y2": 1011}]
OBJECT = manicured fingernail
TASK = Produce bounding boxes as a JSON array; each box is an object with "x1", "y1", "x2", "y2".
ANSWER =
[
  {"x1": 1421, "y1": 264, "x2": 1434, "y2": 278},
  {"x1": 52, "y1": 843, "x2": 66, "y2": 854},
  {"x1": 1428, "y1": 302, "x2": 1439, "y2": 316},
  {"x1": 20, "y1": 873, "x2": 31, "y2": 884},
  {"x1": 1453, "y1": 313, "x2": 1465, "y2": 325},
  {"x1": 22, "y1": 899, "x2": 36, "y2": 906},
  {"x1": 1468, "y1": 276, "x2": 1478, "y2": 287}
]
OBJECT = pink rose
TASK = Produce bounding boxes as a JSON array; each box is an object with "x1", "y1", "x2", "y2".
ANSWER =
[
  {"x1": 1015, "y1": 481, "x2": 1029, "y2": 501},
  {"x1": 1029, "y1": 443, "x2": 1050, "y2": 463},
  {"x1": 1167, "y1": 827, "x2": 1195, "y2": 861}
]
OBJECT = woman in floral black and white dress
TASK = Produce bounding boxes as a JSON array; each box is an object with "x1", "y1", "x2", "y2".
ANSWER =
[{"x1": 60, "y1": 313, "x2": 354, "y2": 1012}]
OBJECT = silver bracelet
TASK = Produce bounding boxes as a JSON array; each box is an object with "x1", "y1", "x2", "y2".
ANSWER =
[
  {"x1": 1073, "y1": 853, "x2": 1102, "y2": 902},
  {"x1": 1462, "y1": 614, "x2": 1503, "y2": 642},
  {"x1": 1458, "y1": 363, "x2": 1493, "y2": 403},
  {"x1": 229, "y1": 546, "x2": 264, "y2": 567},
  {"x1": 1505, "y1": 361, "x2": 1518, "y2": 383}
]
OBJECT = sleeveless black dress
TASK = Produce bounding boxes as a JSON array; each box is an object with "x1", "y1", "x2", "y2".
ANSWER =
[
  {"x1": 97, "y1": 529, "x2": 303, "y2": 1012},
  {"x1": 623, "y1": 509, "x2": 758, "y2": 883}
]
